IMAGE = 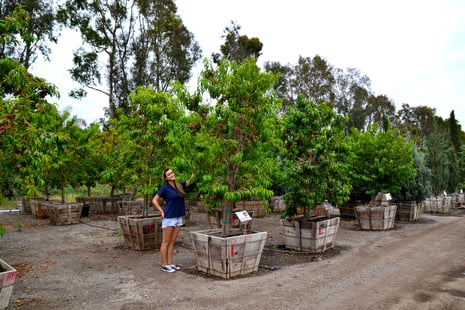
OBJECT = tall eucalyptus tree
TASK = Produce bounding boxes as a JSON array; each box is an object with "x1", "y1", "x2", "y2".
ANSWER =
[
  {"x1": 333, "y1": 67, "x2": 371, "y2": 131},
  {"x1": 58, "y1": 0, "x2": 137, "y2": 118},
  {"x1": 212, "y1": 21, "x2": 263, "y2": 64},
  {"x1": 58, "y1": 0, "x2": 200, "y2": 119},
  {"x1": 290, "y1": 55, "x2": 335, "y2": 106},
  {"x1": 263, "y1": 61, "x2": 293, "y2": 113},
  {"x1": 365, "y1": 94, "x2": 396, "y2": 130},
  {"x1": 425, "y1": 122, "x2": 457, "y2": 194},
  {"x1": 131, "y1": 0, "x2": 201, "y2": 92}
]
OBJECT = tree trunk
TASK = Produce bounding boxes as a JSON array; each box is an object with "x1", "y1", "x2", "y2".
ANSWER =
[
  {"x1": 44, "y1": 183, "x2": 50, "y2": 200},
  {"x1": 223, "y1": 164, "x2": 237, "y2": 234},
  {"x1": 60, "y1": 178, "x2": 65, "y2": 203},
  {"x1": 222, "y1": 200, "x2": 234, "y2": 234}
]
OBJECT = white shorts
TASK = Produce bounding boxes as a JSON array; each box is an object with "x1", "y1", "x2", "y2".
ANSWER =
[{"x1": 162, "y1": 217, "x2": 183, "y2": 228}]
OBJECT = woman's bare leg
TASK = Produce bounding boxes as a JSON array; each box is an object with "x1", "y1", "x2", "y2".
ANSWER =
[
  {"x1": 166, "y1": 226, "x2": 181, "y2": 265},
  {"x1": 160, "y1": 226, "x2": 175, "y2": 266}
]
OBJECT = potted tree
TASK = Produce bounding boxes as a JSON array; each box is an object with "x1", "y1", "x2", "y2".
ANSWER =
[
  {"x1": 355, "y1": 192, "x2": 398, "y2": 230},
  {"x1": 185, "y1": 58, "x2": 282, "y2": 278},
  {"x1": 113, "y1": 88, "x2": 184, "y2": 251},
  {"x1": 0, "y1": 6, "x2": 59, "y2": 211},
  {"x1": 392, "y1": 146, "x2": 432, "y2": 221},
  {"x1": 349, "y1": 123, "x2": 416, "y2": 230},
  {"x1": 280, "y1": 97, "x2": 352, "y2": 253}
]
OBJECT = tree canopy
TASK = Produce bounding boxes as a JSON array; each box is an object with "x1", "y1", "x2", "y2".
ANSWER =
[{"x1": 1, "y1": 6, "x2": 465, "y2": 208}]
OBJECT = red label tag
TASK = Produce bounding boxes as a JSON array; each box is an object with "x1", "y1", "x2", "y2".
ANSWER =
[{"x1": 2, "y1": 271, "x2": 18, "y2": 287}]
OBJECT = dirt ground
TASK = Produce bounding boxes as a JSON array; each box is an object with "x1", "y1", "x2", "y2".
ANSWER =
[{"x1": 1, "y1": 205, "x2": 465, "y2": 310}]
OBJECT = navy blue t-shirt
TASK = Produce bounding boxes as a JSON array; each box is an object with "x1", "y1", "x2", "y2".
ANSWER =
[{"x1": 157, "y1": 182, "x2": 186, "y2": 218}]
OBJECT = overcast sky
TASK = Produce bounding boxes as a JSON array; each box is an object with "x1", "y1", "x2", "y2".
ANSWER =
[{"x1": 30, "y1": 0, "x2": 465, "y2": 126}]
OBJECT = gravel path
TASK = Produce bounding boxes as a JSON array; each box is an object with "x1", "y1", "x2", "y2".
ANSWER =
[{"x1": 1, "y1": 209, "x2": 464, "y2": 309}]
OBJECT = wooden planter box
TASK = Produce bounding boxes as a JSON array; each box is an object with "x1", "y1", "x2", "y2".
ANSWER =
[
  {"x1": 423, "y1": 197, "x2": 433, "y2": 212},
  {"x1": 423, "y1": 197, "x2": 452, "y2": 213},
  {"x1": 282, "y1": 216, "x2": 340, "y2": 253},
  {"x1": 88, "y1": 197, "x2": 120, "y2": 214},
  {"x1": 456, "y1": 193, "x2": 465, "y2": 208},
  {"x1": 396, "y1": 201, "x2": 422, "y2": 221},
  {"x1": 451, "y1": 193, "x2": 465, "y2": 208},
  {"x1": 234, "y1": 200, "x2": 266, "y2": 218},
  {"x1": 30, "y1": 198, "x2": 54, "y2": 219},
  {"x1": 47, "y1": 203, "x2": 83, "y2": 225},
  {"x1": 76, "y1": 197, "x2": 91, "y2": 217},
  {"x1": 355, "y1": 205, "x2": 397, "y2": 230},
  {"x1": 118, "y1": 215, "x2": 163, "y2": 251},
  {"x1": 76, "y1": 197, "x2": 91, "y2": 204},
  {"x1": 207, "y1": 209, "x2": 223, "y2": 228},
  {"x1": 339, "y1": 201, "x2": 364, "y2": 218},
  {"x1": 16, "y1": 197, "x2": 32, "y2": 214},
  {"x1": 269, "y1": 196, "x2": 285, "y2": 212},
  {"x1": 190, "y1": 229, "x2": 267, "y2": 279},
  {"x1": 118, "y1": 200, "x2": 146, "y2": 216},
  {"x1": 0, "y1": 258, "x2": 18, "y2": 310}
]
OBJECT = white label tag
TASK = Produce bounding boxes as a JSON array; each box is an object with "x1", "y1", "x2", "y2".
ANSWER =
[{"x1": 235, "y1": 210, "x2": 252, "y2": 222}]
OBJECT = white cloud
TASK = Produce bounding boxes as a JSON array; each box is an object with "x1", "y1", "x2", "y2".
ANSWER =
[{"x1": 29, "y1": 29, "x2": 107, "y2": 124}]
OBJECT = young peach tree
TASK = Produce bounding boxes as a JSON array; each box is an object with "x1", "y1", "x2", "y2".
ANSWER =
[
  {"x1": 349, "y1": 123, "x2": 416, "y2": 203},
  {"x1": 185, "y1": 58, "x2": 283, "y2": 233},
  {"x1": 0, "y1": 6, "x2": 59, "y2": 198},
  {"x1": 281, "y1": 96, "x2": 352, "y2": 218}
]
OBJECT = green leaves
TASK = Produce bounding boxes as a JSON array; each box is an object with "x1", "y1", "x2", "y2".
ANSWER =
[
  {"x1": 0, "y1": 5, "x2": 32, "y2": 46},
  {"x1": 281, "y1": 96, "x2": 352, "y2": 217},
  {"x1": 190, "y1": 58, "x2": 283, "y2": 231},
  {"x1": 0, "y1": 9, "x2": 64, "y2": 198},
  {"x1": 349, "y1": 123, "x2": 415, "y2": 201}
]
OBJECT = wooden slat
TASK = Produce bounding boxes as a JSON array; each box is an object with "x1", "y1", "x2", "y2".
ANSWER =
[
  {"x1": 48, "y1": 203, "x2": 82, "y2": 225},
  {"x1": 190, "y1": 229, "x2": 267, "y2": 279},
  {"x1": 355, "y1": 205, "x2": 397, "y2": 230},
  {"x1": 282, "y1": 217, "x2": 340, "y2": 252},
  {"x1": 118, "y1": 215, "x2": 162, "y2": 251}
]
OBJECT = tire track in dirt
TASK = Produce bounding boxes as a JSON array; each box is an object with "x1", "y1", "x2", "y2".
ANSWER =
[
  {"x1": 167, "y1": 215, "x2": 465, "y2": 310},
  {"x1": 3, "y1": 211, "x2": 465, "y2": 309},
  {"x1": 275, "y1": 215, "x2": 465, "y2": 309}
]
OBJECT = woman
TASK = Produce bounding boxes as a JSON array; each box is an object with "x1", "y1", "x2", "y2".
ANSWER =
[{"x1": 152, "y1": 168, "x2": 195, "y2": 273}]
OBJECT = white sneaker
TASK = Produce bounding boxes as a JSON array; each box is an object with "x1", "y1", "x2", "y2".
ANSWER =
[{"x1": 161, "y1": 265, "x2": 175, "y2": 273}]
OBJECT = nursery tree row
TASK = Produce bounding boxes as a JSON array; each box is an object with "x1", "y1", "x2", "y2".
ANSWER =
[{"x1": 1, "y1": 4, "x2": 464, "y2": 223}]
